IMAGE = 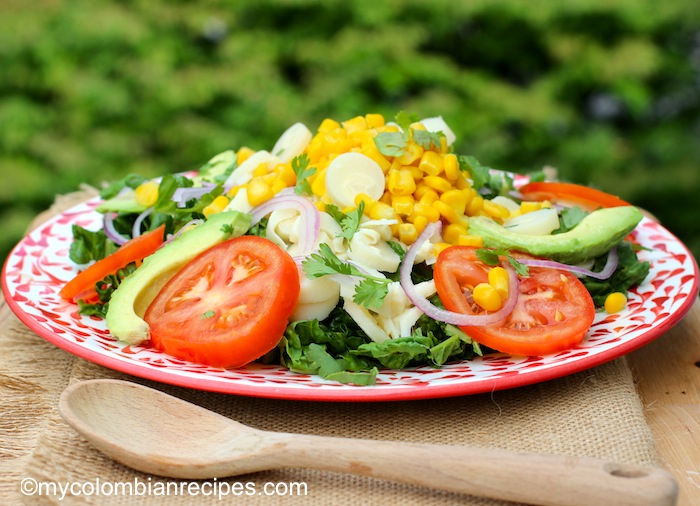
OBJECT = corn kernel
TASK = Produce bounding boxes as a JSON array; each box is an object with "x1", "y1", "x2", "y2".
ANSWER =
[
  {"x1": 398, "y1": 223, "x2": 418, "y2": 244},
  {"x1": 488, "y1": 266, "x2": 509, "y2": 300},
  {"x1": 604, "y1": 292, "x2": 627, "y2": 314},
  {"x1": 443, "y1": 154, "x2": 461, "y2": 182},
  {"x1": 318, "y1": 118, "x2": 340, "y2": 133},
  {"x1": 202, "y1": 195, "x2": 230, "y2": 218},
  {"x1": 419, "y1": 151, "x2": 444, "y2": 176},
  {"x1": 432, "y1": 242, "x2": 451, "y2": 257},
  {"x1": 391, "y1": 194, "x2": 415, "y2": 216},
  {"x1": 413, "y1": 184, "x2": 435, "y2": 202},
  {"x1": 226, "y1": 185, "x2": 242, "y2": 198},
  {"x1": 387, "y1": 169, "x2": 416, "y2": 196},
  {"x1": 341, "y1": 115, "x2": 367, "y2": 134},
  {"x1": 455, "y1": 173, "x2": 471, "y2": 190},
  {"x1": 396, "y1": 142, "x2": 424, "y2": 166},
  {"x1": 422, "y1": 175, "x2": 452, "y2": 194},
  {"x1": 520, "y1": 201, "x2": 545, "y2": 214},
  {"x1": 440, "y1": 189, "x2": 468, "y2": 215},
  {"x1": 413, "y1": 215, "x2": 429, "y2": 234},
  {"x1": 253, "y1": 163, "x2": 270, "y2": 178},
  {"x1": 276, "y1": 163, "x2": 297, "y2": 186},
  {"x1": 418, "y1": 189, "x2": 439, "y2": 206},
  {"x1": 271, "y1": 178, "x2": 288, "y2": 195},
  {"x1": 361, "y1": 138, "x2": 392, "y2": 172},
  {"x1": 314, "y1": 200, "x2": 327, "y2": 212},
  {"x1": 409, "y1": 121, "x2": 426, "y2": 131},
  {"x1": 466, "y1": 193, "x2": 484, "y2": 216},
  {"x1": 365, "y1": 113, "x2": 385, "y2": 129},
  {"x1": 354, "y1": 192, "x2": 377, "y2": 214},
  {"x1": 134, "y1": 181, "x2": 159, "y2": 207},
  {"x1": 443, "y1": 223, "x2": 468, "y2": 245},
  {"x1": 369, "y1": 202, "x2": 397, "y2": 221},
  {"x1": 473, "y1": 283, "x2": 503, "y2": 312},
  {"x1": 236, "y1": 146, "x2": 255, "y2": 165},
  {"x1": 247, "y1": 178, "x2": 274, "y2": 206},
  {"x1": 409, "y1": 203, "x2": 441, "y2": 223},
  {"x1": 433, "y1": 200, "x2": 463, "y2": 224},
  {"x1": 483, "y1": 200, "x2": 511, "y2": 220},
  {"x1": 311, "y1": 168, "x2": 327, "y2": 197},
  {"x1": 379, "y1": 191, "x2": 392, "y2": 205},
  {"x1": 457, "y1": 234, "x2": 483, "y2": 247}
]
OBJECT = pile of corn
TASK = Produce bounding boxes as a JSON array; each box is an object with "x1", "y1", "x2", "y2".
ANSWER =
[{"x1": 136, "y1": 113, "x2": 550, "y2": 251}]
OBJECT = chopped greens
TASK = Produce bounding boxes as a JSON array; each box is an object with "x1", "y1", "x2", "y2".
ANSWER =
[
  {"x1": 555, "y1": 206, "x2": 589, "y2": 234},
  {"x1": 278, "y1": 303, "x2": 482, "y2": 385},
  {"x1": 581, "y1": 242, "x2": 650, "y2": 307}
]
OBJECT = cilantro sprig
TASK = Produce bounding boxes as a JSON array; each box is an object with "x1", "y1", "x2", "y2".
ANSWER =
[
  {"x1": 373, "y1": 111, "x2": 445, "y2": 157},
  {"x1": 302, "y1": 243, "x2": 391, "y2": 309},
  {"x1": 475, "y1": 248, "x2": 529, "y2": 276},
  {"x1": 325, "y1": 202, "x2": 364, "y2": 242},
  {"x1": 291, "y1": 154, "x2": 316, "y2": 196}
]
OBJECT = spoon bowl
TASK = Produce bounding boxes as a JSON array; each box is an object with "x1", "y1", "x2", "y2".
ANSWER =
[{"x1": 59, "y1": 379, "x2": 678, "y2": 506}]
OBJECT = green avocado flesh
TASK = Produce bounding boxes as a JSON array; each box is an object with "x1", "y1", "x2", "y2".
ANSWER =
[
  {"x1": 467, "y1": 206, "x2": 643, "y2": 264},
  {"x1": 105, "y1": 211, "x2": 251, "y2": 345}
]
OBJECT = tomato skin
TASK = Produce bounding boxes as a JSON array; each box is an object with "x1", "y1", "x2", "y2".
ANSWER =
[
  {"x1": 60, "y1": 225, "x2": 166, "y2": 302},
  {"x1": 144, "y1": 235, "x2": 300, "y2": 368},
  {"x1": 519, "y1": 181, "x2": 630, "y2": 210},
  {"x1": 434, "y1": 246, "x2": 595, "y2": 356}
]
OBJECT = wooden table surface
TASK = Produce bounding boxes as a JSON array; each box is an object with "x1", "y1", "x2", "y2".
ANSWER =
[{"x1": 627, "y1": 297, "x2": 700, "y2": 506}]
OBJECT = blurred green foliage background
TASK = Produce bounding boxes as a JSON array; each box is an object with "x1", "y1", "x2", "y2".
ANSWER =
[{"x1": 2, "y1": 0, "x2": 699, "y2": 263}]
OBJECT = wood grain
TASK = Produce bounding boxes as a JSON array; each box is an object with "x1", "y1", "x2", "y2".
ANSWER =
[{"x1": 628, "y1": 298, "x2": 700, "y2": 506}]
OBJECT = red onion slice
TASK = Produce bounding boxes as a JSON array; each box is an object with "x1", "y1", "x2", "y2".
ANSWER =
[
  {"x1": 250, "y1": 195, "x2": 320, "y2": 256},
  {"x1": 172, "y1": 183, "x2": 217, "y2": 208},
  {"x1": 165, "y1": 218, "x2": 204, "y2": 244},
  {"x1": 103, "y1": 212, "x2": 129, "y2": 246},
  {"x1": 399, "y1": 221, "x2": 519, "y2": 327},
  {"x1": 520, "y1": 247, "x2": 618, "y2": 279},
  {"x1": 132, "y1": 207, "x2": 153, "y2": 239}
]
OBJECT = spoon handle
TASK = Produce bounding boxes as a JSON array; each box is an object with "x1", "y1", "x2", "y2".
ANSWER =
[{"x1": 275, "y1": 433, "x2": 677, "y2": 506}]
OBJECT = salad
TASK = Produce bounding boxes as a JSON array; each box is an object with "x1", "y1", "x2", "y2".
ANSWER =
[{"x1": 58, "y1": 112, "x2": 650, "y2": 385}]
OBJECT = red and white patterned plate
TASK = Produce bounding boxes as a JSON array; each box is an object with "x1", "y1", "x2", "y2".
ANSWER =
[{"x1": 2, "y1": 198, "x2": 698, "y2": 401}]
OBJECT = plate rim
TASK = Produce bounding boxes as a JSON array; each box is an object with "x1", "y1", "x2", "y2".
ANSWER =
[{"x1": 3, "y1": 197, "x2": 698, "y2": 402}]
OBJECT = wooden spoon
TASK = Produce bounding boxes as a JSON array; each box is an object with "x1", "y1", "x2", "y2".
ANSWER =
[{"x1": 58, "y1": 379, "x2": 678, "y2": 506}]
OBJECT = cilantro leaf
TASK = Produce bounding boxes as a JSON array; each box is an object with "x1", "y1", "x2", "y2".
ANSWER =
[
  {"x1": 555, "y1": 206, "x2": 589, "y2": 234},
  {"x1": 201, "y1": 310, "x2": 216, "y2": 319},
  {"x1": 475, "y1": 248, "x2": 529, "y2": 276},
  {"x1": 412, "y1": 129, "x2": 443, "y2": 151},
  {"x1": 302, "y1": 244, "x2": 356, "y2": 278},
  {"x1": 395, "y1": 110, "x2": 415, "y2": 135},
  {"x1": 292, "y1": 154, "x2": 316, "y2": 196},
  {"x1": 353, "y1": 278, "x2": 390, "y2": 309},
  {"x1": 339, "y1": 202, "x2": 364, "y2": 241},
  {"x1": 387, "y1": 241, "x2": 406, "y2": 262},
  {"x1": 324, "y1": 203, "x2": 365, "y2": 241},
  {"x1": 374, "y1": 131, "x2": 406, "y2": 157},
  {"x1": 302, "y1": 244, "x2": 391, "y2": 309}
]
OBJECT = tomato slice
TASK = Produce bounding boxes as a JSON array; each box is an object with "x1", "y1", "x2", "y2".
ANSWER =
[
  {"x1": 144, "y1": 235, "x2": 300, "y2": 368},
  {"x1": 434, "y1": 246, "x2": 595, "y2": 356},
  {"x1": 59, "y1": 225, "x2": 166, "y2": 302},
  {"x1": 518, "y1": 181, "x2": 630, "y2": 210}
]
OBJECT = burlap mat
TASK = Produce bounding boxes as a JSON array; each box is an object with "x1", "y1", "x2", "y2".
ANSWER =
[{"x1": 0, "y1": 191, "x2": 660, "y2": 505}]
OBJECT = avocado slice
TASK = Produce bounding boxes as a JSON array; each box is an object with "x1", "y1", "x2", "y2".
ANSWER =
[
  {"x1": 96, "y1": 190, "x2": 148, "y2": 214},
  {"x1": 106, "y1": 211, "x2": 251, "y2": 345},
  {"x1": 467, "y1": 206, "x2": 643, "y2": 265}
]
